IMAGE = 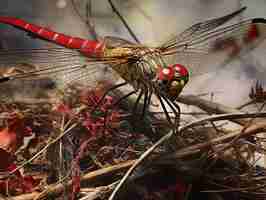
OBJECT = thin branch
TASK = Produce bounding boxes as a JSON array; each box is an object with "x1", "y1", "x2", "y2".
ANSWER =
[
  {"x1": 108, "y1": 112, "x2": 266, "y2": 200},
  {"x1": 107, "y1": 0, "x2": 140, "y2": 43},
  {"x1": 108, "y1": 130, "x2": 173, "y2": 200},
  {"x1": 5, "y1": 112, "x2": 266, "y2": 200},
  {"x1": 79, "y1": 181, "x2": 118, "y2": 200},
  {"x1": 236, "y1": 99, "x2": 256, "y2": 110},
  {"x1": 34, "y1": 160, "x2": 134, "y2": 200},
  {"x1": 178, "y1": 94, "x2": 256, "y2": 125},
  {"x1": 4, "y1": 182, "x2": 118, "y2": 200},
  {"x1": 6, "y1": 120, "x2": 78, "y2": 178},
  {"x1": 70, "y1": 0, "x2": 98, "y2": 40},
  {"x1": 169, "y1": 120, "x2": 266, "y2": 161}
]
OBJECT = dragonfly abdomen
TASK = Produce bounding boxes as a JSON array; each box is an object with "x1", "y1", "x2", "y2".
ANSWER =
[{"x1": 0, "y1": 17, "x2": 104, "y2": 56}]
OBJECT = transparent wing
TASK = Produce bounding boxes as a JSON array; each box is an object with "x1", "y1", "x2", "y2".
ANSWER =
[
  {"x1": 161, "y1": 7, "x2": 247, "y2": 50},
  {"x1": 0, "y1": 47, "x2": 123, "y2": 89},
  {"x1": 160, "y1": 8, "x2": 266, "y2": 76},
  {"x1": 103, "y1": 36, "x2": 137, "y2": 47}
]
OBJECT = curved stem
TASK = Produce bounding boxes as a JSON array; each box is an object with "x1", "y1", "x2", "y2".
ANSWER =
[{"x1": 108, "y1": 0, "x2": 140, "y2": 44}]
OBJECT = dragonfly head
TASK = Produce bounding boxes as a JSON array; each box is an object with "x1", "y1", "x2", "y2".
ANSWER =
[{"x1": 157, "y1": 64, "x2": 189, "y2": 100}]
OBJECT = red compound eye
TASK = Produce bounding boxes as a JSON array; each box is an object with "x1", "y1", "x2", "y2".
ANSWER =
[
  {"x1": 172, "y1": 64, "x2": 189, "y2": 77},
  {"x1": 158, "y1": 67, "x2": 175, "y2": 81}
]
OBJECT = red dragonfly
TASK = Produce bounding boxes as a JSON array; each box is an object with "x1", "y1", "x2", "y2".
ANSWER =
[{"x1": 0, "y1": 7, "x2": 265, "y2": 125}]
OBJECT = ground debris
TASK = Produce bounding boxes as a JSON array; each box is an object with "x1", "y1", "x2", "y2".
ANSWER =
[{"x1": 0, "y1": 83, "x2": 265, "y2": 200}]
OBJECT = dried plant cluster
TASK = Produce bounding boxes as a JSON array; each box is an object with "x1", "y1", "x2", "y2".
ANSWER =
[
  {"x1": 0, "y1": 83, "x2": 153, "y2": 199},
  {"x1": 0, "y1": 2, "x2": 265, "y2": 199},
  {"x1": 0, "y1": 25, "x2": 266, "y2": 200},
  {"x1": 0, "y1": 80, "x2": 264, "y2": 200}
]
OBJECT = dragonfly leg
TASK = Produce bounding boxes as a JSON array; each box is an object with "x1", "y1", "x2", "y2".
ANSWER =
[
  {"x1": 160, "y1": 94, "x2": 181, "y2": 130},
  {"x1": 154, "y1": 87, "x2": 180, "y2": 130},
  {"x1": 103, "y1": 90, "x2": 137, "y2": 128},
  {"x1": 144, "y1": 90, "x2": 153, "y2": 119},
  {"x1": 171, "y1": 102, "x2": 181, "y2": 132},
  {"x1": 112, "y1": 91, "x2": 137, "y2": 108},
  {"x1": 155, "y1": 93, "x2": 173, "y2": 126},
  {"x1": 93, "y1": 81, "x2": 127, "y2": 112},
  {"x1": 141, "y1": 84, "x2": 152, "y2": 119},
  {"x1": 131, "y1": 80, "x2": 153, "y2": 120},
  {"x1": 132, "y1": 89, "x2": 144, "y2": 114}
]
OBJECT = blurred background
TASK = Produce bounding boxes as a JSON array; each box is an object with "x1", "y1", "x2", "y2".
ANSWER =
[
  {"x1": 0, "y1": 0, "x2": 266, "y2": 165},
  {"x1": 0, "y1": 0, "x2": 266, "y2": 104}
]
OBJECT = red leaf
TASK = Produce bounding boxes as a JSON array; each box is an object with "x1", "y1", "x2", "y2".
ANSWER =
[
  {"x1": 54, "y1": 103, "x2": 72, "y2": 115},
  {"x1": 0, "y1": 112, "x2": 32, "y2": 154},
  {"x1": 0, "y1": 149, "x2": 14, "y2": 171},
  {"x1": 71, "y1": 169, "x2": 81, "y2": 200},
  {"x1": 0, "y1": 162, "x2": 40, "y2": 195},
  {"x1": 6, "y1": 163, "x2": 22, "y2": 177},
  {"x1": 21, "y1": 175, "x2": 41, "y2": 193},
  {"x1": 0, "y1": 127, "x2": 17, "y2": 153}
]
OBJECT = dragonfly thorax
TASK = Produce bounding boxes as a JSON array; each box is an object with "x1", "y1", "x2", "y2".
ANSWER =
[
  {"x1": 104, "y1": 46, "x2": 134, "y2": 57},
  {"x1": 157, "y1": 64, "x2": 189, "y2": 100}
]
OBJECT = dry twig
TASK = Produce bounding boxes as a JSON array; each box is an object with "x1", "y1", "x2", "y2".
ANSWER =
[{"x1": 108, "y1": 112, "x2": 266, "y2": 200}]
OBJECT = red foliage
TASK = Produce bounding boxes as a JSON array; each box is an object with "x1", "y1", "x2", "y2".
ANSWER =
[
  {"x1": 79, "y1": 87, "x2": 121, "y2": 137},
  {"x1": 70, "y1": 139, "x2": 91, "y2": 200},
  {"x1": 80, "y1": 87, "x2": 113, "y2": 110},
  {"x1": 160, "y1": 179, "x2": 186, "y2": 200},
  {"x1": 55, "y1": 103, "x2": 73, "y2": 115},
  {"x1": 175, "y1": 180, "x2": 186, "y2": 195},
  {"x1": 0, "y1": 163, "x2": 40, "y2": 195},
  {"x1": 71, "y1": 166, "x2": 81, "y2": 200},
  {"x1": 0, "y1": 149, "x2": 14, "y2": 171},
  {"x1": 0, "y1": 112, "x2": 32, "y2": 154},
  {"x1": 0, "y1": 112, "x2": 39, "y2": 195},
  {"x1": 69, "y1": 87, "x2": 123, "y2": 199}
]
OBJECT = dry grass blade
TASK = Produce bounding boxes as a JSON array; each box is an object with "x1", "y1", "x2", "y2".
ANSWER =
[
  {"x1": 7, "y1": 118, "x2": 78, "y2": 178},
  {"x1": 108, "y1": 130, "x2": 173, "y2": 200},
  {"x1": 34, "y1": 160, "x2": 134, "y2": 200},
  {"x1": 108, "y1": 112, "x2": 266, "y2": 200},
  {"x1": 0, "y1": 160, "x2": 133, "y2": 200}
]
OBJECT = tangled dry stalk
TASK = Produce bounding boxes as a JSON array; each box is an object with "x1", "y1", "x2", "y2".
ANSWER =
[{"x1": 0, "y1": 84, "x2": 265, "y2": 200}]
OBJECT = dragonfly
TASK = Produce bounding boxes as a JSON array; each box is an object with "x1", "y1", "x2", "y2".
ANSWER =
[{"x1": 0, "y1": 7, "x2": 265, "y2": 126}]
